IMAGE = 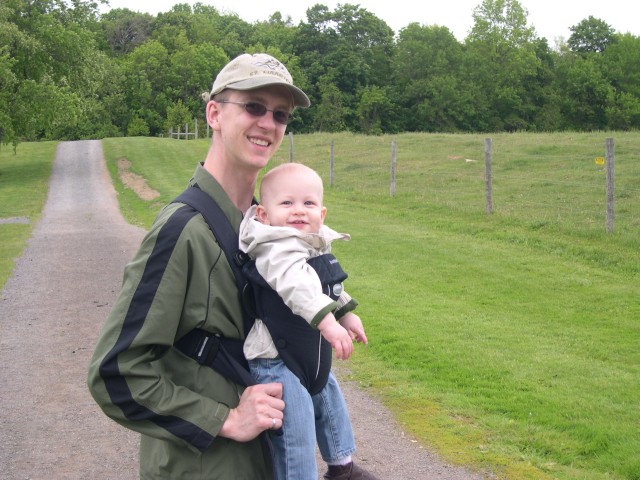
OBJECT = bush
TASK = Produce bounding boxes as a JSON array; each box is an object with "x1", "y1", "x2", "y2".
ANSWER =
[{"x1": 127, "y1": 116, "x2": 150, "y2": 137}]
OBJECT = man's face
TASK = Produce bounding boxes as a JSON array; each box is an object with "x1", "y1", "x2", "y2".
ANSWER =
[{"x1": 209, "y1": 86, "x2": 293, "y2": 173}]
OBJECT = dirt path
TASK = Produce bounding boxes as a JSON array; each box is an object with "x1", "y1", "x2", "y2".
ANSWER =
[{"x1": 0, "y1": 140, "x2": 487, "y2": 479}]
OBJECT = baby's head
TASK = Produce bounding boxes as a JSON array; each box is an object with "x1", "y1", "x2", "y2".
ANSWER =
[{"x1": 257, "y1": 163, "x2": 326, "y2": 234}]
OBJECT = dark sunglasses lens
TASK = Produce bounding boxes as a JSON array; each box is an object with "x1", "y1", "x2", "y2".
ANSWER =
[
  {"x1": 273, "y1": 111, "x2": 292, "y2": 125},
  {"x1": 244, "y1": 102, "x2": 267, "y2": 116},
  {"x1": 244, "y1": 102, "x2": 291, "y2": 125}
]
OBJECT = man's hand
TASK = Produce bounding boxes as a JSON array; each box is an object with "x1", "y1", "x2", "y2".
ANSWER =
[
  {"x1": 318, "y1": 313, "x2": 354, "y2": 360},
  {"x1": 218, "y1": 383, "x2": 284, "y2": 442}
]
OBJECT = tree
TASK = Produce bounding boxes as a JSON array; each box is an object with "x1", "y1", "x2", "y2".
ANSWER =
[
  {"x1": 0, "y1": 46, "x2": 17, "y2": 148},
  {"x1": 600, "y1": 33, "x2": 640, "y2": 98},
  {"x1": 600, "y1": 33, "x2": 640, "y2": 129},
  {"x1": 127, "y1": 115, "x2": 150, "y2": 136},
  {"x1": 188, "y1": 3, "x2": 224, "y2": 45},
  {"x1": 357, "y1": 86, "x2": 393, "y2": 135},
  {"x1": 295, "y1": 3, "x2": 394, "y2": 131},
  {"x1": 465, "y1": 0, "x2": 541, "y2": 131},
  {"x1": 529, "y1": 38, "x2": 563, "y2": 131},
  {"x1": 214, "y1": 14, "x2": 254, "y2": 58},
  {"x1": 1, "y1": 0, "x2": 117, "y2": 145},
  {"x1": 313, "y1": 81, "x2": 347, "y2": 132},
  {"x1": 556, "y1": 56, "x2": 612, "y2": 130},
  {"x1": 168, "y1": 42, "x2": 228, "y2": 115},
  {"x1": 121, "y1": 40, "x2": 170, "y2": 135},
  {"x1": 164, "y1": 100, "x2": 191, "y2": 135},
  {"x1": 392, "y1": 23, "x2": 467, "y2": 132},
  {"x1": 606, "y1": 91, "x2": 640, "y2": 130},
  {"x1": 468, "y1": 0, "x2": 535, "y2": 45},
  {"x1": 568, "y1": 16, "x2": 617, "y2": 54},
  {"x1": 99, "y1": 8, "x2": 153, "y2": 55},
  {"x1": 252, "y1": 13, "x2": 298, "y2": 55}
]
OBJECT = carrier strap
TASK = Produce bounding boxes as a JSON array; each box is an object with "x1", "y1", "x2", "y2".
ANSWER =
[
  {"x1": 171, "y1": 186, "x2": 278, "y2": 469},
  {"x1": 174, "y1": 328, "x2": 254, "y2": 387},
  {"x1": 173, "y1": 185, "x2": 252, "y2": 318},
  {"x1": 170, "y1": 186, "x2": 254, "y2": 385}
]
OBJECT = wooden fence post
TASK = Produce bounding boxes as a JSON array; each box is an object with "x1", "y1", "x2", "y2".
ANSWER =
[
  {"x1": 605, "y1": 138, "x2": 615, "y2": 233},
  {"x1": 329, "y1": 141, "x2": 335, "y2": 187},
  {"x1": 289, "y1": 132, "x2": 294, "y2": 162},
  {"x1": 390, "y1": 141, "x2": 397, "y2": 197},
  {"x1": 484, "y1": 138, "x2": 493, "y2": 214}
]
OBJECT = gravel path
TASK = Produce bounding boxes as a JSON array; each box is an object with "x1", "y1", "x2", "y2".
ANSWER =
[{"x1": 0, "y1": 140, "x2": 488, "y2": 479}]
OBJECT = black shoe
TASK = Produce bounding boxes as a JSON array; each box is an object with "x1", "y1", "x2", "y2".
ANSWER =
[{"x1": 323, "y1": 462, "x2": 380, "y2": 480}]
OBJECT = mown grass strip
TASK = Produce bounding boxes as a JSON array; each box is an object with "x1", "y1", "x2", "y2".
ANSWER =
[{"x1": 0, "y1": 142, "x2": 57, "y2": 290}]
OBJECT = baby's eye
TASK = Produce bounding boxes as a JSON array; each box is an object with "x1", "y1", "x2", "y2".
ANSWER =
[
  {"x1": 281, "y1": 200, "x2": 292, "y2": 206},
  {"x1": 304, "y1": 200, "x2": 317, "y2": 206}
]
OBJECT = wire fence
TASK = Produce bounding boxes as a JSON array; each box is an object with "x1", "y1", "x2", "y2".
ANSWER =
[{"x1": 276, "y1": 132, "x2": 640, "y2": 236}]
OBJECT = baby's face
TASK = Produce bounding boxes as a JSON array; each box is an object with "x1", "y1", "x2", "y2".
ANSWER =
[{"x1": 257, "y1": 171, "x2": 326, "y2": 234}]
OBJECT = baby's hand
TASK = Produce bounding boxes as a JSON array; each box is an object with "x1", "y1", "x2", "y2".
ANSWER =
[
  {"x1": 317, "y1": 313, "x2": 354, "y2": 360},
  {"x1": 339, "y1": 312, "x2": 368, "y2": 345}
]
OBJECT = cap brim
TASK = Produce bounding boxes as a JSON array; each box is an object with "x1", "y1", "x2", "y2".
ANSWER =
[{"x1": 216, "y1": 77, "x2": 310, "y2": 108}]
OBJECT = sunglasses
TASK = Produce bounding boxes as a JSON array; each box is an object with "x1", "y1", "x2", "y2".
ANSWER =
[{"x1": 217, "y1": 100, "x2": 294, "y2": 125}]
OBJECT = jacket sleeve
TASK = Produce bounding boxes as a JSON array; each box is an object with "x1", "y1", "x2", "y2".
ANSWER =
[
  {"x1": 335, "y1": 290, "x2": 359, "y2": 319},
  {"x1": 251, "y1": 236, "x2": 337, "y2": 326},
  {"x1": 87, "y1": 208, "x2": 237, "y2": 454}
]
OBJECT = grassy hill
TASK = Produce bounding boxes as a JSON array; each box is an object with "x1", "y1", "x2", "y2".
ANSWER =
[{"x1": 2, "y1": 132, "x2": 638, "y2": 479}]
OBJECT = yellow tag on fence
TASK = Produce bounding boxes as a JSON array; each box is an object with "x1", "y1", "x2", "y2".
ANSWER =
[{"x1": 595, "y1": 157, "x2": 605, "y2": 165}]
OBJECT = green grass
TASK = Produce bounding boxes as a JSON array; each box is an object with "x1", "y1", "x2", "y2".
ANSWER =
[
  {"x1": 0, "y1": 142, "x2": 57, "y2": 290},
  {"x1": 328, "y1": 198, "x2": 639, "y2": 479},
  {"x1": 6, "y1": 133, "x2": 640, "y2": 479},
  {"x1": 102, "y1": 136, "x2": 210, "y2": 226}
]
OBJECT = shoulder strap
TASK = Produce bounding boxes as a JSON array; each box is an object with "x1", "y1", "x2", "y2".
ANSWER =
[
  {"x1": 170, "y1": 186, "x2": 254, "y2": 385},
  {"x1": 170, "y1": 187, "x2": 280, "y2": 459},
  {"x1": 173, "y1": 185, "x2": 250, "y2": 302}
]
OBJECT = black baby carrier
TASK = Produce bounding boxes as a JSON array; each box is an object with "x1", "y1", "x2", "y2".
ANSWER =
[{"x1": 171, "y1": 185, "x2": 348, "y2": 396}]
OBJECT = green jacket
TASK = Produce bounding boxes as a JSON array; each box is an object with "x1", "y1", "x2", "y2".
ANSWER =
[{"x1": 87, "y1": 164, "x2": 271, "y2": 479}]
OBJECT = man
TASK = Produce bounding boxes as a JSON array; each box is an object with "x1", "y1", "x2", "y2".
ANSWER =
[{"x1": 88, "y1": 53, "x2": 309, "y2": 479}]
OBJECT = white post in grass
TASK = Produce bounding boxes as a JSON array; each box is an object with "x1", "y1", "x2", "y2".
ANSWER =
[
  {"x1": 605, "y1": 138, "x2": 615, "y2": 233},
  {"x1": 484, "y1": 138, "x2": 493, "y2": 214}
]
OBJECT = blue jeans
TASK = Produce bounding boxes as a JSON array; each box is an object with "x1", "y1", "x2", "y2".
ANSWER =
[{"x1": 249, "y1": 358, "x2": 356, "y2": 480}]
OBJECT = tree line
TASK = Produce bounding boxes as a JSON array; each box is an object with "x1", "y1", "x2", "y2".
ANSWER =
[{"x1": 1, "y1": 0, "x2": 639, "y2": 149}]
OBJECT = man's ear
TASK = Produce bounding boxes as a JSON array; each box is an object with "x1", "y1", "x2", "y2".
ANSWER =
[
  {"x1": 256, "y1": 205, "x2": 269, "y2": 224},
  {"x1": 206, "y1": 101, "x2": 221, "y2": 131}
]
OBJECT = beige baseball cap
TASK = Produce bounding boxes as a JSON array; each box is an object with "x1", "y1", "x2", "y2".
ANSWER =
[{"x1": 207, "y1": 53, "x2": 310, "y2": 108}]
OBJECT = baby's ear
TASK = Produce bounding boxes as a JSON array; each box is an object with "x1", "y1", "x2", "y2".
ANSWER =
[{"x1": 256, "y1": 205, "x2": 269, "y2": 224}]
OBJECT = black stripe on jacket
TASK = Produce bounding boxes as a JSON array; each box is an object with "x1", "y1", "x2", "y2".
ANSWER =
[{"x1": 99, "y1": 205, "x2": 214, "y2": 451}]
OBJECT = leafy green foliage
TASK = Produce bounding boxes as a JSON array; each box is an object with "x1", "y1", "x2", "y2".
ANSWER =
[
  {"x1": 2, "y1": 0, "x2": 640, "y2": 148},
  {"x1": 568, "y1": 16, "x2": 617, "y2": 54},
  {"x1": 99, "y1": 8, "x2": 154, "y2": 55}
]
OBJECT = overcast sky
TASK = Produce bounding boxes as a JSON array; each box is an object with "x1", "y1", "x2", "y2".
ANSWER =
[{"x1": 99, "y1": 0, "x2": 639, "y2": 45}]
